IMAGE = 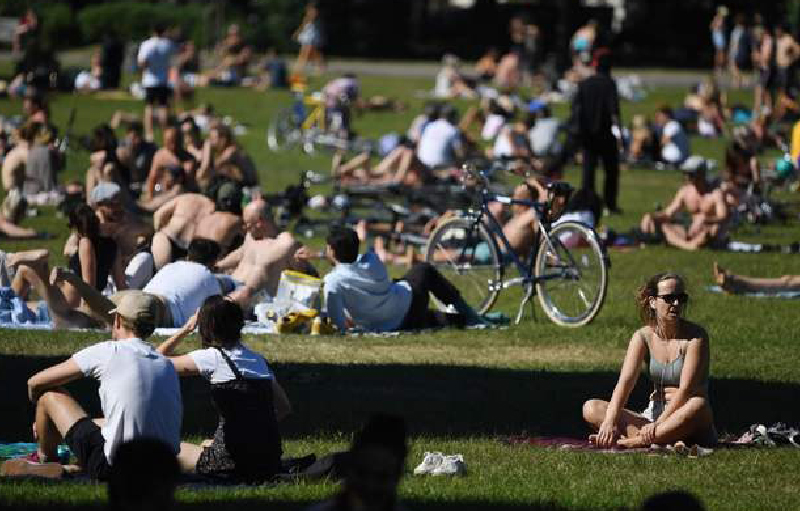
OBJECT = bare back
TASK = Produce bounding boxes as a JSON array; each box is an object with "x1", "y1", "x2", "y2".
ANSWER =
[
  {"x1": 157, "y1": 193, "x2": 214, "y2": 246},
  {"x1": 231, "y1": 232, "x2": 298, "y2": 297},
  {"x1": 193, "y1": 211, "x2": 243, "y2": 254}
]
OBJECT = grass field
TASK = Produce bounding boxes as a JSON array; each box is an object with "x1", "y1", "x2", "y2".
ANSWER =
[{"x1": 1, "y1": 68, "x2": 799, "y2": 510}]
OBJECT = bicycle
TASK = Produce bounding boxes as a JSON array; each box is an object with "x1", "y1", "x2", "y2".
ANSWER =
[
  {"x1": 424, "y1": 162, "x2": 608, "y2": 327},
  {"x1": 266, "y1": 92, "x2": 373, "y2": 155}
]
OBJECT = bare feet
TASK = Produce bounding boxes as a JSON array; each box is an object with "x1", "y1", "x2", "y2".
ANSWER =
[{"x1": 712, "y1": 262, "x2": 735, "y2": 294}]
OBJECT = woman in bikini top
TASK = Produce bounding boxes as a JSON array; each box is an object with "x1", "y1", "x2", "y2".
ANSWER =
[{"x1": 582, "y1": 272, "x2": 717, "y2": 448}]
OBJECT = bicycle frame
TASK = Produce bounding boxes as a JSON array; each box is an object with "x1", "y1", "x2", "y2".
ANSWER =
[
  {"x1": 300, "y1": 97, "x2": 326, "y2": 132},
  {"x1": 458, "y1": 185, "x2": 577, "y2": 322}
]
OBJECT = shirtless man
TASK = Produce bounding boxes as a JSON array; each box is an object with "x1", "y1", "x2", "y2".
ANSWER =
[
  {"x1": 144, "y1": 126, "x2": 197, "y2": 200},
  {"x1": 1, "y1": 121, "x2": 35, "y2": 193},
  {"x1": 151, "y1": 192, "x2": 215, "y2": 270},
  {"x1": 215, "y1": 200, "x2": 303, "y2": 308},
  {"x1": 640, "y1": 167, "x2": 730, "y2": 251},
  {"x1": 192, "y1": 182, "x2": 244, "y2": 256}
]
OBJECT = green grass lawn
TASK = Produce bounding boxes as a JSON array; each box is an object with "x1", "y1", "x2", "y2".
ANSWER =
[{"x1": 1, "y1": 72, "x2": 799, "y2": 510}]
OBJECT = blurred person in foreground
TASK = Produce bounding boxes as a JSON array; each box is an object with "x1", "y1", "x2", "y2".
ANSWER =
[{"x1": 304, "y1": 413, "x2": 409, "y2": 511}]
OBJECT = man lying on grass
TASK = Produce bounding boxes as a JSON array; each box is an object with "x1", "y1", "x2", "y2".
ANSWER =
[
  {"x1": 0, "y1": 292, "x2": 182, "y2": 480},
  {"x1": 323, "y1": 225, "x2": 485, "y2": 333}
]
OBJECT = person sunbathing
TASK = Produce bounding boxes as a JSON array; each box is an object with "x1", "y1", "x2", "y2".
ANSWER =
[
  {"x1": 151, "y1": 192, "x2": 215, "y2": 270},
  {"x1": 640, "y1": 166, "x2": 730, "y2": 250},
  {"x1": 713, "y1": 262, "x2": 800, "y2": 294},
  {"x1": 582, "y1": 273, "x2": 717, "y2": 448},
  {"x1": 214, "y1": 200, "x2": 306, "y2": 308},
  {"x1": 157, "y1": 296, "x2": 291, "y2": 481}
]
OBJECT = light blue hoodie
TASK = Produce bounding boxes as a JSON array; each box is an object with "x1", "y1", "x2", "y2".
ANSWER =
[{"x1": 323, "y1": 249, "x2": 412, "y2": 333}]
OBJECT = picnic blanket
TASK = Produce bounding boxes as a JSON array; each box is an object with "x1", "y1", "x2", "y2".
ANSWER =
[
  {"x1": 706, "y1": 285, "x2": 800, "y2": 298},
  {"x1": 502, "y1": 435, "x2": 714, "y2": 457},
  {"x1": 0, "y1": 443, "x2": 70, "y2": 461}
]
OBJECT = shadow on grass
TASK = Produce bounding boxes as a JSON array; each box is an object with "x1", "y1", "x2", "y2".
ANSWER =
[
  {"x1": 0, "y1": 496, "x2": 588, "y2": 511},
  {"x1": 0, "y1": 354, "x2": 796, "y2": 441}
]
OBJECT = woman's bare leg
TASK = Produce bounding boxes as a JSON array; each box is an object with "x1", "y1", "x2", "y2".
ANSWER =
[
  {"x1": 617, "y1": 396, "x2": 715, "y2": 447},
  {"x1": 13, "y1": 265, "x2": 96, "y2": 327},
  {"x1": 52, "y1": 267, "x2": 116, "y2": 325},
  {"x1": 582, "y1": 399, "x2": 651, "y2": 441}
]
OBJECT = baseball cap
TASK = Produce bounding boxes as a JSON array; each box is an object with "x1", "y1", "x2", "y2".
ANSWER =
[
  {"x1": 89, "y1": 182, "x2": 121, "y2": 206},
  {"x1": 109, "y1": 292, "x2": 158, "y2": 326}
]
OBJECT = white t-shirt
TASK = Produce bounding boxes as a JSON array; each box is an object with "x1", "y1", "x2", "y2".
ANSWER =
[
  {"x1": 492, "y1": 126, "x2": 514, "y2": 157},
  {"x1": 189, "y1": 344, "x2": 273, "y2": 384},
  {"x1": 661, "y1": 120, "x2": 690, "y2": 163},
  {"x1": 72, "y1": 338, "x2": 182, "y2": 464},
  {"x1": 143, "y1": 261, "x2": 222, "y2": 327},
  {"x1": 137, "y1": 36, "x2": 175, "y2": 88},
  {"x1": 417, "y1": 119, "x2": 461, "y2": 168}
]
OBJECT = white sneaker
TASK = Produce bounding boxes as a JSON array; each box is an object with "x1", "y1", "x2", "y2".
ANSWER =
[
  {"x1": 413, "y1": 451, "x2": 443, "y2": 475},
  {"x1": 431, "y1": 454, "x2": 466, "y2": 476}
]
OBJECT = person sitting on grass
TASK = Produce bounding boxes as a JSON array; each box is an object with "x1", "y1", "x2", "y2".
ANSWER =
[
  {"x1": 157, "y1": 295, "x2": 291, "y2": 481},
  {"x1": 582, "y1": 273, "x2": 717, "y2": 448},
  {"x1": 712, "y1": 262, "x2": 800, "y2": 294},
  {"x1": 0, "y1": 292, "x2": 181, "y2": 480},
  {"x1": 323, "y1": 225, "x2": 484, "y2": 333},
  {"x1": 25, "y1": 239, "x2": 223, "y2": 330},
  {"x1": 10, "y1": 205, "x2": 126, "y2": 317},
  {"x1": 639, "y1": 165, "x2": 730, "y2": 250}
]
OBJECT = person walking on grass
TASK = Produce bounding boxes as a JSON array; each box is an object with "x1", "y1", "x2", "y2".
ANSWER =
[
  {"x1": 137, "y1": 23, "x2": 176, "y2": 141},
  {"x1": 1, "y1": 292, "x2": 181, "y2": 480},
  {"x1": 582, "y1": 273, "x2": 717, "y2": 448}
]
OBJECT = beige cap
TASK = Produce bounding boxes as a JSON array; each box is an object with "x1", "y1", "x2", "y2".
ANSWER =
[{"x1": 109, "y1": 291, "x2": 158, "y2": 326}]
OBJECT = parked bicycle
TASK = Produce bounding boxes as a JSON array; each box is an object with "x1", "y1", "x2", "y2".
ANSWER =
[
  {"x1": 266, "y1": 91, "x2": 372, "y2": 155},
  {"x1": 424, "y1": 161, "x2": 608, "y2": 327}
]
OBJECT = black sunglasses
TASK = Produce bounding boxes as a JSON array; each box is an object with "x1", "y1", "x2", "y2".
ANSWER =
[{"x1": 657, "y1": 292, "x2": 689, "y2": 304}]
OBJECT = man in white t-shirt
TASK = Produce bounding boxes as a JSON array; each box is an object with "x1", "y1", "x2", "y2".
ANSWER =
[
  {"x1": 39, "y1": 238, "x2": 224, "y2": 330},
  {"x1": 416, "y1": 105, "x2": 465, "y2": 170},
  {"x1": 1, "y1": 292, "x2": 182, "y2": 480},
  {"x1": 137, "y1": 24, "x2": 176, "y2": 141}
]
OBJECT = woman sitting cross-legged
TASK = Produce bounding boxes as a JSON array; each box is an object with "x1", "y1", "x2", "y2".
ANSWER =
[
  {"x1": 157, "y1": 295, "x2": 291, "y2": 481},
  {"x1": 582, "y1": 273, "x2": 717, "y2": 448}
]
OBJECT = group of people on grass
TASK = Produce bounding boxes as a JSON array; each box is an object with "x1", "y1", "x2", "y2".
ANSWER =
[{"x1": 2, "y1": 269, "x2": 717, "y2": 486}]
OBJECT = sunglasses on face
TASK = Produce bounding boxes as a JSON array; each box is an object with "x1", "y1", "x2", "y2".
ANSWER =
[{"x1": 657, "y1": 292, "x2": 689, "y2": 304}]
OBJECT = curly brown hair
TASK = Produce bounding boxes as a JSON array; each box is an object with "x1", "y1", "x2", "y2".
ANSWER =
[{"x1": 635, "y1": 273, "x2": 685, "y2": 325}]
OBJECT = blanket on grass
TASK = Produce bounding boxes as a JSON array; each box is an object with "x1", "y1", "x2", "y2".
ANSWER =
[{"x1": 706, "y1": 285, "x2": 800, "y2": 298}]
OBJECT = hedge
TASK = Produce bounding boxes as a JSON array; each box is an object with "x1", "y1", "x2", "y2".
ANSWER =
[{"x1": 77, "y1": 2, "x2": 210, "y2": 47}]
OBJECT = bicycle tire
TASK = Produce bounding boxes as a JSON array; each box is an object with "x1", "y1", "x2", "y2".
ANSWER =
[
  {"x1": 424, "y1": 217, "x2": 503, "y2": 314},
  {"x1": 535, "y1": 221, "x2": 607, "y2": 327},
  {"x1": 267, "y1": 107, "x2": 303, "y2": 151}
]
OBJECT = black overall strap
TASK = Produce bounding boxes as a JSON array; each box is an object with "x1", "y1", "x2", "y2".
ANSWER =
[{"x1": 214, "y1": 346, "x2": 244, "y2": 381}]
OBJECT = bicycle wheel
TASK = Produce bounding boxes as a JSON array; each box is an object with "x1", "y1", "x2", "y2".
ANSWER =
[
  {"x1": 424, "y1": 217, "x2": 503, "y2": 314},
  {"x1": 267, "y1": 108, "x2": 303, "y2": 151},
  {"x1": 535, "y1": 221, "x2": 607, "y2": 327}
]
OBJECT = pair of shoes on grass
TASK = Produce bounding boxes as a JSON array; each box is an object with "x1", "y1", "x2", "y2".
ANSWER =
[{"x1": 412, "y1": 452, "x2": 466, "y2": 476}]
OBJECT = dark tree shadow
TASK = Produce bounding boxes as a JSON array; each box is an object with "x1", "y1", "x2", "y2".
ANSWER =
[{"x1": 1, "y1": 355, "x2": 797, "y2": 442}]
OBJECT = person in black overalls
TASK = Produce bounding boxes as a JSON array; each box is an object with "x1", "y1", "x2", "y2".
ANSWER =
[{"x1": 158, "y1": 295, "x2": 291, "y2": 482}]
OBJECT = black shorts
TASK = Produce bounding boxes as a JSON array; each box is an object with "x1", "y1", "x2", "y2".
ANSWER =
[
  {"x1": 64, "y1": 417, "x2": 111, "y2": 481},
  {"x1": 169, "y1": 236, "x2": 188, "y2": 262},
  {"x1": 145, "y1": 86, "x2": 172, "y2": 106}
]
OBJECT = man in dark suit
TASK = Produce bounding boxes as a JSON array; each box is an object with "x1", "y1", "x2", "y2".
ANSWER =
[{"x1": 570, "y1": 48, "x2": 622, "y2": 213}]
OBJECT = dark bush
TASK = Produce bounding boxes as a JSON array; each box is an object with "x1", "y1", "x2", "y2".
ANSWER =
[
  {"x1": 77, "y1": 2, "x2": 210, "y2": 47},
  {"x1": 39, "y1": 4, "x2": 80, "y2": 48}
]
